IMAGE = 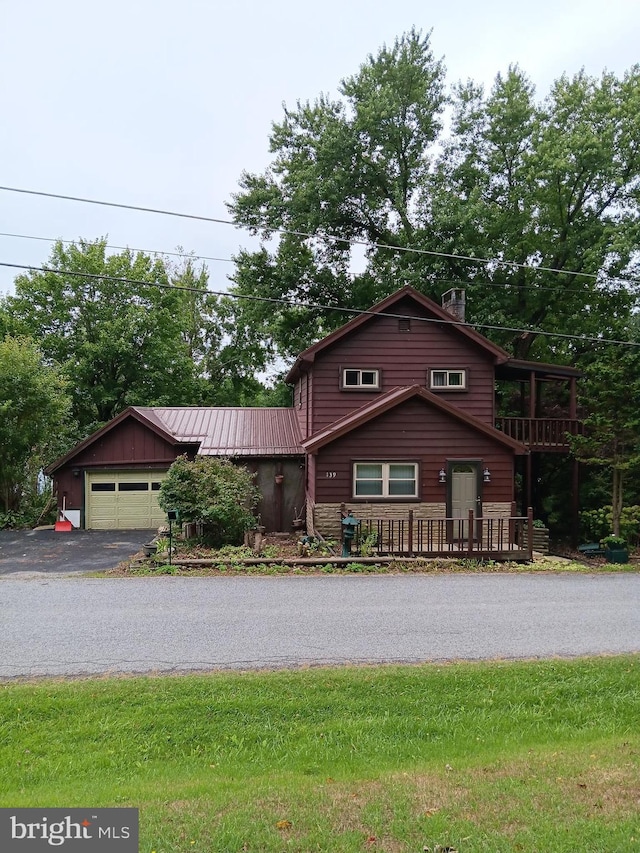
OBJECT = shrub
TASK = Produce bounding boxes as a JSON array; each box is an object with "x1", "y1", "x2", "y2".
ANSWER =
[
  {"x1": 158, "y1": 456, "x2": 260, "y2": 547},
  {"x1": 580, "y1": 506, "x2": 640, "y2": 544}
]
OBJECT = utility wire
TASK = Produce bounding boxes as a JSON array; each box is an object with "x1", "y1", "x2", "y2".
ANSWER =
[
  {"x1": 2, "y1": 260, "x2": 638, "y2": 349},
  {"x1": 2, "y1": 184, "x2": 636, "y2": 286},
  {"x1": 0, "y1": 229, "x2": 635, "y2": 297},
  {"x1": 0, "y1": 231, "x2": 234, "y2": 265}
]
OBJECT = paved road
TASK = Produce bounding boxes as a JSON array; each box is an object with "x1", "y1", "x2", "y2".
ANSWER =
[
  {"x1": 1, "y1": 573, "x2": 638, "y2": 678},
  {"x1": 0, "y1": 529, "x2": 155, "y2": 575}
]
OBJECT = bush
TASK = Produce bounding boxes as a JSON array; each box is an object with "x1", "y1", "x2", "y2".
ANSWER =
[
  {"x1": 158, "y1": 456, "x2": 260, "y2": 547},
  {"x1": 580, "y1": 506, "x2": 640, "y2": 545}
]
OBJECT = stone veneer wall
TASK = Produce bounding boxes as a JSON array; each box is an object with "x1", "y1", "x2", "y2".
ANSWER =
[{"x1": 313, "y1": 502, "x2": 513, "y2": 541}]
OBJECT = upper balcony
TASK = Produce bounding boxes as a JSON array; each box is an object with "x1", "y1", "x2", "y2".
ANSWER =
[{"x1": 495, "y1": 417, "x2": 583, "y2": 452}]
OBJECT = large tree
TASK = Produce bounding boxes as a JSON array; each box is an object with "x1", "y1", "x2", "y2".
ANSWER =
[
  {"x1": 227, "y1": 28, "x2": 447, "y2": 362},
  {"x1": 0, "y1": 336, "x2": 71, "y2": 519},
  {"x1": 228, "y1": 30, "x2": 640, "y2": 368},
  {"x1": 428, "y1": 65, "x2": 640, "y2": 360},
  {"x1": 570, "y1": 333, "x2": 640, "y2": 536},
  {"x1": 4, "y1": 240, "x2": 268, "y2": 433}
]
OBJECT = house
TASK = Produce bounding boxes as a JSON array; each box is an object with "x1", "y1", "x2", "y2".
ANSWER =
[{"x1": 47, "y1": 286, "x2": 582, "y2": 543}]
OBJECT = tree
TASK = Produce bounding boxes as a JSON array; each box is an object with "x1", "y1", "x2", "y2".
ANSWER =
[
  {"x1": 158, "y1": 455, "x2": 260, "y2": 546},
  {"x1": 228, "y1": 31, "x2": 640, "y2": 368},
  {"x1": 428, "y1": 65, "x2": 640, "y2": 361},
  {"x1": 570, "y1": 339, "x2": 640, "y2": 536},
  {"x1": 227, "y1": 28, "x2": 447, "y2": 361},
  {"x1": 0, "y1": 336, "x2": 72, "y2": 521},
  {"x1": 4, "y1": 240, "x2": 266, "y2": 434}
]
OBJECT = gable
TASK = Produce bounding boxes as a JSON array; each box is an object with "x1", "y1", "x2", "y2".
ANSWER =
[
  {"x1": 47, "y1": 406, "x2": 304, "y2": 474},
  {"x1": 302, "y1": 385, "x2": 527, "y2": 455},
  {"x1": 286, "y1": 285, "x2": 509, "y2": 383}
]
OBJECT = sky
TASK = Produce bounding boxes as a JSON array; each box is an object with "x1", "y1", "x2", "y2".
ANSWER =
[{"x1": 1, "y1": 0, "x2": 639, "y2": 298}]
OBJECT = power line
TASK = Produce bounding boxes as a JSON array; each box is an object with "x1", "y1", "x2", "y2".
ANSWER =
[
  {"x1": 2, "y1": 184, "x2": 634, "y2": 287},
  {"x1": 0, "y1": 231, "x2": 234, "y2": 265},
  {"x1": 2, "y1": 260, "x2": 638, "y2": 349},
  {"x1": 0, "y1": 229, "x2": 634, "y2": 298}
]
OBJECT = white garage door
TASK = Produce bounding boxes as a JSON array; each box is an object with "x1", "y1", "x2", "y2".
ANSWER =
[{"x1": 86, "y1": 470, "x2": 168, "y2": 529}]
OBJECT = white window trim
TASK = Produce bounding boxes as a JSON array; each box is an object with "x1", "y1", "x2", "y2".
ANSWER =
[
  {"x1": 342, "y1": 367, "x2": 381, "y2": 390},
  {"x1": 352, "y1": 462, "x2": 418, "y2": 499},
  {"x1": 429, "y1": 368, "x2": 467, "y2": 390}
]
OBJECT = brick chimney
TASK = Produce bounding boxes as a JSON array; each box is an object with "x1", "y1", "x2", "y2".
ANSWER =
[{"x1": 441, "y1": 288, "x2": 465, "y2": 322}]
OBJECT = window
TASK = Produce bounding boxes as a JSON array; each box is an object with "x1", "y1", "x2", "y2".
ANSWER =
[
  {"x1": 342, "y1": 368, "x2": 380, "y2": 389},
  {"x1": 91, "y1": 482, "x2": 115, "y2": 492},
  {"x1": 118, "y1": 482, "x2": 149, "y2": 492},
  {"x1": 430, "y1": 369, "x2": 467, "y2": 390},
  {"x1": 353, "y1": 462, "x2": 418, "y2": 498}
]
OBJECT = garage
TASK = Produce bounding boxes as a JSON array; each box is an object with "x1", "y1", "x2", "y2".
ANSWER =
[{"x1": 85, "y1": 470, "x2": 168, "y2": 529}]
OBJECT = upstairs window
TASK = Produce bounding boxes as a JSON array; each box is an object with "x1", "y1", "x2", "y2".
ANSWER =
[
  {"x1": 342, "y1": 368, "x2": 380, "y2": 390},
  {"x1": 430, "y1": 369, "x2": 467, "y2": 390},
  {"x1": 353, "y1": 462, "x2": 418, "y2": 498}
]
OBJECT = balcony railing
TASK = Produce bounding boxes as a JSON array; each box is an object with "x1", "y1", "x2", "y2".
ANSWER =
[
  {"x1": 354, "y1": 509, "x2": 533, "y2": 560},
  {"x1": 495, "y1": 417, "x2": 583, "y2": 450}
]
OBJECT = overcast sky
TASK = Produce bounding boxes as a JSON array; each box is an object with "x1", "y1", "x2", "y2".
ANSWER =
[{"x1": 1, "y1": 0, "x2": 639, "y2": 297}]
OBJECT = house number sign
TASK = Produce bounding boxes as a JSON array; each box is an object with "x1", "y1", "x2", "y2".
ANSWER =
[{"x1": 325, "y1": 471, "x2": 337, "y2": 478}]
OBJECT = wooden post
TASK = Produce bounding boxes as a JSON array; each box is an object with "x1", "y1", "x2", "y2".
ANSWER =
[
  {"x1": 468, "y1": 509, "x2": 474, "y2": 556},
  {"x1": 408, "y1": 509, "x2": 414, "y2": 555},
  {"x1": 571, "y1": 458, "x2": 580, "y2": 548},
  {"x1": 527, "y1": 507, "x2": 534, "y2": 561}
]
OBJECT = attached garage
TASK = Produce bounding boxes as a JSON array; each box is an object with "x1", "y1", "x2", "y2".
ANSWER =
[
  {"x1": 85, "y1": 470, "x2": 168, "y2": 530},
  {"x1": 46, "y1": 406, "x2": 305, "y2": 532}
]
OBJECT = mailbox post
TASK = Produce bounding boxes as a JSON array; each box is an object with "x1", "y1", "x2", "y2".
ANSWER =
[
  {"x1": 341, "y1": 511, "x2": 361, "y2": 557},
  {"x1": 167, "y1": 509, "x2": 179, "y2": 565}
]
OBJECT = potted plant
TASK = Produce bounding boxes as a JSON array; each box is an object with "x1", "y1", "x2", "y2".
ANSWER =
[{"x1": 600, "y1": 534, "x2": 629, "y2": 564}]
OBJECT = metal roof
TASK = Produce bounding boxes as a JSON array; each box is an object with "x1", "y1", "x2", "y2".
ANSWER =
[{"x1": 133, "y1": 407, "x2": 304, "y2": 456}]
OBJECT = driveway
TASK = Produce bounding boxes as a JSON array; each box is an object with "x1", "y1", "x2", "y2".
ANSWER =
[{"x1": 0, "y1": 528, "x2": 155, "y2": 575}]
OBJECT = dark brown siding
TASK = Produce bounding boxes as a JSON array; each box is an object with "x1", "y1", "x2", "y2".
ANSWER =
[
  {"x1": 313, "y1": 398, "x2": 514, "y2": 505},
  {"x1": 294, "y1": 372, "x2": 311, "y2": 440},
  {"x1": 310, "y1": 295, "x2": 496, "y2": 432},
  {"x1": 244, "y1": 458, "x2": 305, "y2": 532},
  {"x1": 72, "y1": 419, "x2": 179, "y2": 468},
  {"x1": 53, "y1": 420, "x2": 182, "y2": 522}
]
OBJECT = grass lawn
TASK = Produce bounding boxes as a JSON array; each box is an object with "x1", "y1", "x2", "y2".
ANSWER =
[{"x1": 1, "y1": 656, "x2": 638, "y2": 852}]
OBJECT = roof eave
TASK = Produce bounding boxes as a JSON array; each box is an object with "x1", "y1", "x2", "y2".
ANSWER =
[
  {"x1": 45, "y1": 407, "x2": 180, "y2": 474},
  {"x1": 302, "y1": 384, "x2": 528, "y2": 455}
]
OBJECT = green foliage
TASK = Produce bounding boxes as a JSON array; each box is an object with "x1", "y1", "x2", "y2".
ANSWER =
[
  {"x1": 158, "y1": 455, "x2": 260, "y2": 547},
  {"x1": 0, "y1": 336, "x2": 72, "y2": 518},
  {"x1": 601, "y1": 534, "x2": 627, "y2": 549},
  {"x1": 571, "y1": 339, "x2": 640, "y2": 534},
  {"x1": 228, "y1": 32, "x2": 640, "y2": 371},
  {"x1": 298, "y1": 536, "x2": 337, "y2": 556},
  {"x1": 4, "y1": 240, "x2": 279, "y2": 433},
  {"x1": 227, "y1": 29, "x2": 447, "y2": 362},
  {"x1": 581, "y1": 505, "x2": 640, "y2": 544}
]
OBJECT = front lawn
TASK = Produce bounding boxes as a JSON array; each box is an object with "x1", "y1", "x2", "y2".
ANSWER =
[{"x1": 1, "y1": 656, "x2": 638, "y2": 851}]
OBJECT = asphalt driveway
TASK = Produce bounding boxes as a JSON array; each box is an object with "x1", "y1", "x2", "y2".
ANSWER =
[{"x1": 0, "y1": 528, "x2": 155, "y2": 575}]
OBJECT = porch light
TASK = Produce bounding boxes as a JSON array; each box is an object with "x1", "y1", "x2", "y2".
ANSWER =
[
  {"x1": 483, "y1": 467, "x2": 491, "y2": 483},
  {"x1": 438, "y1": 468, "x2": 447, "y2": 484}
]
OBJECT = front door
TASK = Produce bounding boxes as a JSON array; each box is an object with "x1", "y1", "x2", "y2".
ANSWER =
[{"x1": 449, "y1": 463, "x2": 481, "y2": 539}]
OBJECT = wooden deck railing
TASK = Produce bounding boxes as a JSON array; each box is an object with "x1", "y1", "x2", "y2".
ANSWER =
[
  {"x1": 353, "y1": 509, "x2": 534, "y2": 560},
  {"x1": 495, "y1": 417, "x2": 582, "y2": 450}
]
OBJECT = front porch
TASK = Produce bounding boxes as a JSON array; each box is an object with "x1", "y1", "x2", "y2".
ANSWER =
[{"x1": 348, "y1": 509, "x2": 535, "y2": 561}]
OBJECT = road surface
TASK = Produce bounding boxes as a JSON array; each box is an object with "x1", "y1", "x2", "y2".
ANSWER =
[{"x1": 2, "y1": 573, "x2": 638, "y2": 678}]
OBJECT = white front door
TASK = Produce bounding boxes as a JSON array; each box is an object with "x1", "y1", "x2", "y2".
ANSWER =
[{"x1": 450, "y1": 464, "x2": 480, "y2": 539}]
